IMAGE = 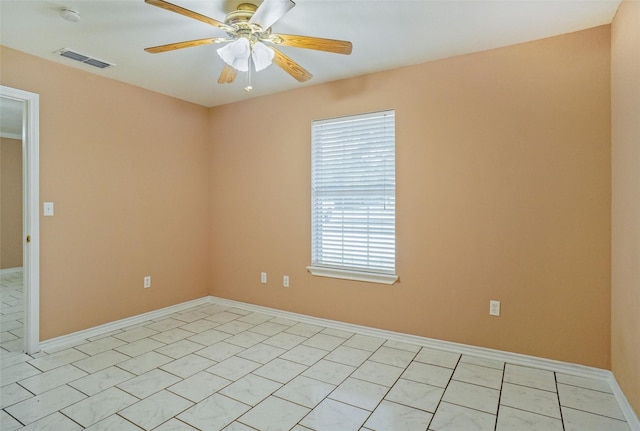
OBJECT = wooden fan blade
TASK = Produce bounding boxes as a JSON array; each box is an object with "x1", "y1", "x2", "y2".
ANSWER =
[
  {"x1": 271, "y1": 47, "x2": 312, "y2": 82},
  {"x1": 218, "y1": 65, "x2": 237, "y2": 84},
  {"x1": 249, "y1": 0, "x2": 295, "y2": 29},
  {"x1": 272, "y1": 34, "x2": 352, "y2": 55},
  {"x1": 145, "y1": 38, "x2": 224, "y2": 53},
  {"x1": 145, "y1": 0, "x2": 228, "y2": 29}
]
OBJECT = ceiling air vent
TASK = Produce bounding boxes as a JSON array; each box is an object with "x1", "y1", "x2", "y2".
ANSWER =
[{"x1": 56, "y1": 48, "x2": 116, "y2": 69}]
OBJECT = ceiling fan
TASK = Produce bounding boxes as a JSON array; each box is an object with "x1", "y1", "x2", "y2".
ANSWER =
[{"x1": 144, "y1": 0, "x2": 353, "y2": 91}]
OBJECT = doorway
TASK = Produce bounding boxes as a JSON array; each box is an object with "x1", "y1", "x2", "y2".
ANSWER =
[{"x1": 0, "y1": 85, "x2": 40, "y2": 354}]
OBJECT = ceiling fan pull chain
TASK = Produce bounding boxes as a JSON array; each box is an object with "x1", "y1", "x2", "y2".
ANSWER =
[{"x1": 245, "y1": 53, "x2": 253, "y2": 92}]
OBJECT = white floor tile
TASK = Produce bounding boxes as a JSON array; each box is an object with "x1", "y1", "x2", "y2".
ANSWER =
[
  {"x1": 155, "y1": 339, "x2": 207, "y2": 360},
  {"x1": 72, "y1": 350, "x2": 130, "y2": 374},
  {"x1": 504, "y1": 364, "x2": 556, "y2": 392},
  {"x1": 195, "y1": 341, "x2": 244, "y2": 362},
  {"x1": 352, "y1": 360, "x2": 404, "y2": 387},
  {"x1": 263, "y1": 332, "x2": 307, "y2": 350},
  {"x1": 239, "y1": 395, "x2": 310, "y2": 431},
  {"x1": 83, "y1": 414, "x2": 146, "y2": 430},
  {"x1": 160, "y1": 353, "x2": 215, "y2": 378},
  {"x1": 18, "y1": 363, "x2": 87, "y2": 395},
  {"x1": 151, "y1": 328, "x2": 194, "y2": 344},
  {"x1": 253, "y1": 358, "x2": 307, "y2": 384},
  {"x1": 19, "y1": 412, "x2": 84, "y2": 431},
  {"x1": 248, "y1": 321, "x2": 289, "y2": 336},
  {"x1": 119, "y1": 390, "x2": 193, "y2": 430},
  {"x1": 1, "y1": 410, "x2": 25, "y2": 431},
  {"x1": 300, "y1": 398, "x2": 370, "y2": 431},
  {"x1": 168, "y1": 371, "x2": 231, "y2": 403},
  {"x1": 219, "y1": 373, "x2": 281, "y2": 405},
  {"x1": 561, "y1": 406, "x2": 631, "y2": 431},
  {"x1": 442, "y1": 380, "x2": 500, "y2": 414},
  {"x1": 501, "y1": 382, "x2": 561, "y2": 419},
  {"x1": 460, "y1": 355, "x2": 505, "y2": 370},
  {"x1": 342, "y1": 334, "x2": 386, "y2": 352},
  {"x1": 75, "y1": 337, "x2": 128, "y2": 356},
  {"x1": 324, "y1": 345, "x2": 372, "y2": 367},
  {"x1": 301, "y1": 359, "x2": 355, "y2": 385},
  {"x1": 402, "y1": 361, "x2": 454, "y2": 388},
  {"x1": 236, "y1": 343, "x2": 286, "y2": 364},
  {"x1": 178, "y1": 393, "x2": 250, "y2": 431},
  {"x1": 153, "y1": 418, "x2": 199, "y2": 431},
  {"x1": 302, "y1": 333, "x2": 345, "y2": 351},
  {"x1": 225, "y1": 331, "x2": 269, "y2": 348},
  {"x1": 385, "y1": 378, "x2": 444, "y2": 412},
  {"x1": 187, "y1": 329, "x2": 232, "y2": 346},
  {"x1": 285, "y1": 322, "x2": 325, "y2": 338},
  {"x1": 329, "y1": 377, "x2": 388, "y2": 411},
  {"x1": 496, "y1": 405, "x2": 563, "y2": 431},
  {"x1": 68, "y1": 366, "x2": 135, "y2": 396},
  {"x1": 5, "y1": 384, "x2": 86, "y2": 425},
  {"x1": 414, "y1": 348, "x2": 461, "y2": 369},
  {"x1": 280, "y1": 344, "x2": 328, "y2": 366},
  {"x1": 0, "y1": 382, "x2": 34, "y2": 408},
  {"x1": 452, "y1": 362, "x2": 503, "y2": 389},
  {"x1": 61, "y1": 386, "x2": 138, "y2": 427},
  {"x1": 274, "y1": 375, "x2": 335, "y2": 408},
  {"x1": 556, "y1": 373, "x2": 612, "y2": 393},
  {"x1": 207, "y1": 356, "x2": 261, "y2": 381},
  {"x1": 365, "y1": 400, "x2": 433, "y2": 431},
  {"x1": 27, "y1": 348, "x2": 88, "y2": 372},
  {"x1": 557, "y1": 383, "x2": 625, "y2": 420},
  {"x1": 116, "y1": 368, "x2": 181, "y2": 399},
  {"x1": 369, "y1": 346, "x2": 417, "y2": 368},
  {"x1": 116, "y1": 351, "x2": 173, "y2": 375},
  {"x1": 429, "y1": 401, "x2": 496, "y2": 431}
]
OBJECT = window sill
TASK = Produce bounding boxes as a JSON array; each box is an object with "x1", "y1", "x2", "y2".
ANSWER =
[{"x1": 306, "y1": 266, "x2": 398, "y2": 285}]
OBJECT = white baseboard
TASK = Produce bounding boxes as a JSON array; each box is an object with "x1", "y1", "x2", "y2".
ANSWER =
[
  {"x1": 37, "y1": 294, "x2": 640, "y2": 429},
  {"x1": 0, "y1": 266, "x2": 23, "y2": 275},
  {"x1": 206, "y1": 295, "x2": 640, "y2": 430},
  {"x1": 39, "y1": 297, "x2": 211, "y2": 353}
]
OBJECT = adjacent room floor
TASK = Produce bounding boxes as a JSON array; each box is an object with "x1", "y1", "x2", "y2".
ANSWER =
[
  {"x1": 0, "y1": 270, "x2": 23, "y2": 353},
  {"x1": 0, "y1": 273, "x2": 632, "y2": 430}
]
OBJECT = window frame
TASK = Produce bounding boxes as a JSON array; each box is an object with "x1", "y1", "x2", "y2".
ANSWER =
[{"x1": 307, "y1": 110, "x2": 398, "y2": 285}]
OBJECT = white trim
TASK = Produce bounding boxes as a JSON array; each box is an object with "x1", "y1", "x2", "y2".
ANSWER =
[
  {"x1": 39, "y1": 297, "x2": 211, "y2": 353},
  {"x1": 0, "y1": 85, "x2": 40, "y2": 355},
  {"x1": 37, "y1": 294, "x2": 640, "y2": 429},
  {"x1": 0, "y1": 266, "x2": 24, "y2": 275},
  {"x1": 307, "y1": 266, "x2": 398, "y2": 285}
]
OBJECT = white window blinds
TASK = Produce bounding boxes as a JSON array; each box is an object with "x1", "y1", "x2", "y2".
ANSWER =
[{"x1": 310, "y1": 110, "x2": 396, "y2": 281}]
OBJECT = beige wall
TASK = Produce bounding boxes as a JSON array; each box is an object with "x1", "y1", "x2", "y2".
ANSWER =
[
  {"x1": 611, "y1": 0, "x2": 640, "y2": 416},
  {"x1": 209, "y1": 26, "x2": 612, "y2": 368},
  {"x1": 0, "y1": 23, "x2": 615, "y2": 369},
  {"x1": 0, "y1": 137, "x2": 23, "y2": 269},
  {"x1": 0, "y1": 46, "x2": 212, "y2": 339}
]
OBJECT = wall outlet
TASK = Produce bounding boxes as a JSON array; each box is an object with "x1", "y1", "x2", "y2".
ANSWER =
[
  {"x1": 261, "y1": 272, "x2": 267, "y2": 284},
  {"x1": 283, "y1": 275, "x2": 289, "y2": 288},
  {"x1": 144, "y1": 276, "x2": 151, "y2": 288},
  {"x1": 489, "y1": 300, "x2": 500, "y2": 316}
]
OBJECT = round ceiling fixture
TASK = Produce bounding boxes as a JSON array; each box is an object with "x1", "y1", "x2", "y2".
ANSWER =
[{"x1": 60, "y1": 8, "x2": 81, "y2": 23}]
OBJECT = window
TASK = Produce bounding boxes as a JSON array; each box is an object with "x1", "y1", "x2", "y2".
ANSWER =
[{"x1": 308, "y1": 110, "x2": 397, "y2": 284}]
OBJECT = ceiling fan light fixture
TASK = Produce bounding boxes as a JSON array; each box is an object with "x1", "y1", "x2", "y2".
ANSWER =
[
  {"x1": 251, "y1": 42, "x2": 274, "y2": 71},
  {"x1": 217, "y1": 38, "x2": 251, "y2": 71}
]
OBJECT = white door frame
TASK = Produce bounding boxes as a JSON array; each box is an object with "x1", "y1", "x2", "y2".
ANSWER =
[{"x1": 1, "y1": 85, "x2": 40, "y2": 354}]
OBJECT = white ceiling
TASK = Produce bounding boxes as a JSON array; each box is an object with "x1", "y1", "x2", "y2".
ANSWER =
[{"x1": 0, "y1": 0, "x2": 621, "y2": 111}]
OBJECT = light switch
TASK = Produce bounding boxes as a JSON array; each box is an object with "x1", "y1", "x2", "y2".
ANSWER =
[{"x1": 43, "y1": 202, "x2": 54, "y2": 216}]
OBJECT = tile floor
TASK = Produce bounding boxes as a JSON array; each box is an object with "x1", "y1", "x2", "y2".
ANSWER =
[
  {"x1": 0, "y1": 271, "x2": 633, "y2": 430},
  {"x1": 0, "y1": 270, "x2": 24, "y2": 353}
]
